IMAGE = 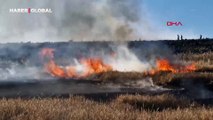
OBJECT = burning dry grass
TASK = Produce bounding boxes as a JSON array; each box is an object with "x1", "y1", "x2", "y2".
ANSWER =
[
  {"x1": 0, "y1": 94, "x2": 212, "y2": 120},
  {"x1": 92, "y1": 71, "x2": 146, "y2": 82},
  {"x1": 98, "y1": 71, "x2": 213, "y2": 89},
  {"x1": 40, "y1": 48, "x2": 113, "y2": 79},
  {"x1": 179, "y1": 52, "x2": 213, "y2": 72},
  {"x1": 1, "y1": 41, "x2": 213, "y2": 119},
  {"x1": 40, "y1": 46, "x2": 197, "y2": 80},
  {"x1": 91, "y1": 57, "x2": 213, "y2": 88}
]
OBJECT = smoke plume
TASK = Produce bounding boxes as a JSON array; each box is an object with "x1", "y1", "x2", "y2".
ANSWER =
[{"x1": 0, "y1": 0, "x2": 150, "y2": 42}]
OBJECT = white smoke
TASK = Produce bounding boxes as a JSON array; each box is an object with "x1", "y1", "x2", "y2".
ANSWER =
[
  {"x1": 0, "y1": 43, "x2": 154, "y2": 81},
  {"x1": 107, "y1": 45, "x2": 151, "y2": 72},
  {"x1": 0, "y1": 62, "x2": 48, "y2": 80},
  {"x1": 66, "y1": 44, "x2": 152, "y2": 73},
  {"x1": 0, "y1": 0, "x2": 145, "y2": 42}
]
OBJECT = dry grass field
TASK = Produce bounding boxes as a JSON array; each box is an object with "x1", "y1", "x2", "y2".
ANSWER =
[
  {"x1": 1, "y1": 94, "x2": 213, "y2": 120},
  {"x1": 93, "y1": 49, "x2": 213, "y2": 90},
  {"x1": 1, "y1": 40, "x2": 213, "y2": 119}
]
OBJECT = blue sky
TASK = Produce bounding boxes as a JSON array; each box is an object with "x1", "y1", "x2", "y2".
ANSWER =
[{"x1": 143, "y1": 0, "x2": 213, "y2": 38}]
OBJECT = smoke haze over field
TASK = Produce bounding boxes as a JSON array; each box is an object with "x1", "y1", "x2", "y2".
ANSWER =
[{"x1": 0, "y1": 0, "x2": 180, "y2": 42}]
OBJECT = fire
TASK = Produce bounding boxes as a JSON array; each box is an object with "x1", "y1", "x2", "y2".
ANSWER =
[
  {"x1": 45, "y1": 60, "x2": 67, "y2": 78},
  {"x1": 40, "y1": 48, "x2": 112, "y2": 78},
  {"x1": 148, "y1": 59, "x2": 196, "y2": 74},
  {"x1": 80, "y1": 58, "x2": 113, "y2": 77},
  {"x1": 40, "y1": 48, "x2": 196, "y2": 79},
  {"x1": 156, "y1": 59, "x2": 177, "y2": 72}
]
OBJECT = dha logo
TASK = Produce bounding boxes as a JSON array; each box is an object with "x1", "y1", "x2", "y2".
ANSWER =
[
  {"x1": 167, "y1": 21, "x2": 183, "y2": 26},
  {"x1": 9, "y1": 8, "x2": 52, "y2": 14}
]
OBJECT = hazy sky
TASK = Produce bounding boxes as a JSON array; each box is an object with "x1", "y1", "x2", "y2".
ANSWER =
[{"x1": 0, "y1": 0, "x2": 212, "y2": 42}]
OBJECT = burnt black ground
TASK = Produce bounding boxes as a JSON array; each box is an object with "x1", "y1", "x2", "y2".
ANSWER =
[
  {"x1": 0, "y1": 79, "x2": 177, "y2": 98},
  {"x1": 0, "y1": 39, "x2": 213, "y2": 105},
  {"x1": 0, "y1": 79, "x2": 212, "y2": 106}
]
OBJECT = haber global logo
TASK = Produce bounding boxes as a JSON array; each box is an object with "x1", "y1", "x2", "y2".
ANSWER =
[
  {"x1": 9, "y1": 8, "x2": 52, "y2": 14},
  {"x1": 167, "y1": 21, "x2": 183, "y2": 26}
]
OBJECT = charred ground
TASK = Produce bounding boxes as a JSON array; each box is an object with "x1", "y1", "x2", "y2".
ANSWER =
[
  {"x1": 0, "y1": 39, "x2": 213, "y2": 91},
  {"x1": 1, "y1": 39, "x2": 213, "y2": 119}
]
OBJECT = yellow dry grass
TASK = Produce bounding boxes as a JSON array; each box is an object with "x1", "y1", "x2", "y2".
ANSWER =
[{"x1": 0, "y1": 94, "x2": 211, "y2": 120}]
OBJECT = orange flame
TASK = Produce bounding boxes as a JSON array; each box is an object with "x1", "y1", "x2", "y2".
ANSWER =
[
  {"x1": 81, "y1": 58, "x2": 113, "y2": 77},
  {"x1": 148, "y1": 59, "x2": 196, "y2": 75},
  {"x1": 45, "y1": 60, "x2": 67, "y2": 78},
  {"x1": 156, "y1": 59, "x2": 177, "y2": 72},
  {"x1": 40, "y1": 48, "x2": 112, "y2": 78},
  {"x1": 40, "y1": 48, "x2": 196, "y2": 78}
]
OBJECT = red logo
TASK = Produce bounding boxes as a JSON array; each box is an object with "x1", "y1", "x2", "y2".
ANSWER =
[
  {"x1": 28, "y1": 8, "x2": 31, "y2": 14},
  {"x1": 167, "y1": 21, "x2": 183, "y2": 26}
]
